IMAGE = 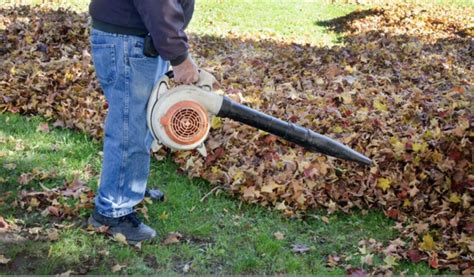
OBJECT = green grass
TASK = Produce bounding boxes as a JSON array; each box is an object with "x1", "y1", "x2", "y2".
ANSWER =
[
  {"x1": 0, "y1": 113, "x2": 448, "y2": 274},
  {"x1": 1, "y1": 0, "x2": 471, "y2": 45},
  {"x1": 189, "y1": 1, "x2": 358, "y2": 46}
]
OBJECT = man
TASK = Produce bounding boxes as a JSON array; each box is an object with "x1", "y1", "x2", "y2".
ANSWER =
[{"x1": 87, "y1": 0, "x2": 198, "y2": 244}]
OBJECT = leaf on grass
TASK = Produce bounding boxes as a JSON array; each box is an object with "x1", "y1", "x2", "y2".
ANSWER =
[
  {"x1": 291, "y1": 244, "x2": 310, "y2": 254},
  {"x1": 273, "y1": 231, "x2": 285, "y2": 240},
  {"x1": 0, "y1": 255, "x2": 10, "y2": 264},
  {"x1": 18, "y1": 173, "x2": 34, "y2": 185},
  {"x1": 163, "y1": 232, "x2": 182, "y2": 245},
  {"x1": 57, "y1": 270, "x2": 75, "y2": 277},
  {"x1": 346, "y1": 268, "x2": 367, "y2": 277},
  {"x1": 0, "y1": 217, "x2": 9, "y2": 232},
  {"x1": 361, "y1": 254, "x2": 373, "y2": 265},
  {"x1": 159, "y1": 211, "x2": 169, "y2": 221},
  {"x1": 36, "y1": 122, "x2": 50, "y2": 133},
  {"x1": 47, "y1": 228, "x2": 59, "y2": 241},
  {"x1": 114, "y1": 233, "x2": 128, "y2": 245},
  {"x1": 3, "y1": 163, "x2": 16, "y2": 170},
  {"x1": 326, "y1": 254, "x2": 341, "y2": 267},
  {"x1": 111, "y1": 264, "x2": 126, "y2": 273},
  {"x1": 383, "y1": 255, "x2": 399, "y2": 268},
  {"x1": 47, "y1": 206, "x2": 60, "y2": 217}
]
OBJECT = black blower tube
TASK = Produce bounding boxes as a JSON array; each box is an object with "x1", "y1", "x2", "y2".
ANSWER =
[{"x1": 216, "y1": 96, "x2": 372, "y2": 166}]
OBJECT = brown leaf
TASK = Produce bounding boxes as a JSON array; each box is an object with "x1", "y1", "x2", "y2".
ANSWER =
[
  {"x1": 326, "y1": 254, "x2": 341, "y2": 267},
  {"x1": 48, "y1": 206, "x2": 60, "y2": 217},
  {"x1": 346, "y1": 268, "x2": 367, "y2": 277},
  {"x1": 36, "y1": 122, "x2": 50, "y2": 133},
  {"x1": 47, "y1": 228, "x2": 59, "y2": 241},
  {"x1": 0, "y1": 217, "x2": 9, "y2": 232},
  {"x1": 18, "y1": 172, "x2": 34, "y2": 185},
  {"x1": 163, "y1": 232, "x2": 183, "y2": 245},
  {"x1": 407, "y1": 249, "x2": 422, "y2": 263}
]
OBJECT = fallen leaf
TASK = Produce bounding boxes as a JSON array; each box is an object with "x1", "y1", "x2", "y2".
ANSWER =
[
  {"x1": 273, "y1": 231, "x2": 285, "y2": 240},
  {"x1": 361, "y1": 254, "x2": 373, "y2": 265},
  {"x1": 419, "y1": 233, "x2": 436, "y2": 251},
  {"x1": 47, "y1": 228, "x2": 59, "y2": 241},
  {"x1": 449, "y1": 193, "x2": 461, "y2": 204},
  {"x1": 326, "y1": 254, "x2": 341, "y2": 267},
  {"x1": 57, "y1": 270, "x2": 75, "y2": 277},
  {"x1": 0, "y1": 255, "x2": 10, "y2": 264},
  {"x1": 291, "y1": 244, "x2": 310, "y2": 254},
  {"x1": 163, "y1": 232, "x2": 182, "y2": 245},
  {"x1": 3, "y1": 163, "x2": 16, "y2": 170},
  {"x1": 0, "y1": 217, "x2": 9, "y2": 232},
  {"x1": 407, "y1": 249, "x2": 422, "y2": 263},
  {"x1": 346, "y1": 268, "x2": 367, "y2": 277},
  {"x1": 429, "y1": 255, "x2": 439, "y2": 268},
  {"x1": 36, "y1": 122, "x2": 50, "y2": 133},
  {"x1": 114, "y1": 233, "x2": 128, "y2": 245},
  {"x1": 111, "y1": 263, "x2": 126, "y2": 273},
  {"x1": 383, "y1": 255, "x2": 399, "y2": 268},
  {"x1": 47, "y1": 206, "x2": 60, "y2": 217},
  {"x1": 377, "y1": 178, "x2": 391, "y2": 192},
  {"x1": 159, "y1": 211, "x2": 169, "y2": 221}
]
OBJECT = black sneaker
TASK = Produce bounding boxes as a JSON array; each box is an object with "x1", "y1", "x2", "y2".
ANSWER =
[
  {"x1": 144, "y1": 188, "x2": 165, "y2": 202},
  {"x1": 88, "y1": 210, "x2": 156, "y2": 244}
]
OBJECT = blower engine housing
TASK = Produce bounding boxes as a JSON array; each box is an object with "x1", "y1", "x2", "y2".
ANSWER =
[{"x1": 147, "y1": 71, "x2": 222, "y2": 156}]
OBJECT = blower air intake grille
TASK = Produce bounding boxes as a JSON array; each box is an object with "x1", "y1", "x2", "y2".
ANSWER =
[{"x1": 160, "y1": 101, "x2": 208, "y2": 145}]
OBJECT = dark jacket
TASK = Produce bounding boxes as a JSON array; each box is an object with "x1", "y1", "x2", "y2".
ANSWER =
[{"x1": 89, "y1": 0, "x2": 195, "y2": 66}]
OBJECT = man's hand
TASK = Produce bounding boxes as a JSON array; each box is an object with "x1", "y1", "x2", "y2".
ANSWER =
[{"x1": 173, "y1": 56, "x2": 199, "y2": 84}]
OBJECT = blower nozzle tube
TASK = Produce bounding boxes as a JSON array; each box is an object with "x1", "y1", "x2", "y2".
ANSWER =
[{"x1": 216, "y1": 96, "x2": 372, "y2": 166}]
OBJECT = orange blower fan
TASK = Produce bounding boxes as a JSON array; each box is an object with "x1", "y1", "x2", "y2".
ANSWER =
[{"x1": 147, "y1": 70, "x2": 372, "y2": 166}]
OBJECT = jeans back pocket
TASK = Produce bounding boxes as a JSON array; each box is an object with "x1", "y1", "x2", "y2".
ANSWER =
[{"x1": 91, "y1": 43, "x2": 117, "y2": 87}]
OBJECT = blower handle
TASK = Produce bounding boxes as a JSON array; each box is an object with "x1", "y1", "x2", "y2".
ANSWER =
[
  {"x1": 162, "y1": 70, "x2": 216, "y2": 92},
  {"x1": 165, "y1": 70, "x2": 174, "y2": 79}
]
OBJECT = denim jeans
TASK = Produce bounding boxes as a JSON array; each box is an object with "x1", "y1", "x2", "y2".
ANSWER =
[{"x1": 90, "y1": 28, "x2": 169, "y2": 218}]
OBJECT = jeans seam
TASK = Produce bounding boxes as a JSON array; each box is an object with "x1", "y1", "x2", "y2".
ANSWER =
[{"x1": 118, "y1": 38, "x2": 130, "y2": 203}]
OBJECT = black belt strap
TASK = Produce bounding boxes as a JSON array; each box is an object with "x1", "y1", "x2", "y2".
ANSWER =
[{"x1": 92, "y1": 18, "x2": 148, "y2": 37}]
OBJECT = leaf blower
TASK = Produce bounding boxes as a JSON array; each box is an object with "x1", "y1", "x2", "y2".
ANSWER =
[{"x1": 147, "y1": 70, "x2": 372, "y2": 166}]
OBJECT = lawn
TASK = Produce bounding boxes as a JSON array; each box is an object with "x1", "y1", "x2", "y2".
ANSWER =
[
  {"x1": 0, "y1": 113, "x2": 443, "y2": 275},
  {"x1": 0, "y1": 0, "x2": 469, "y2": 274}
]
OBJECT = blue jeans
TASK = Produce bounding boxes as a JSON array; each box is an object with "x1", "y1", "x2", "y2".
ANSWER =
[{"x1": 90, "y1": 28, "x2": 169, "y2": 218}]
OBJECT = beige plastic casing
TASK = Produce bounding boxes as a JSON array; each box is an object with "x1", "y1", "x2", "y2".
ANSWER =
[{"x1": 147, "y1": 70, "x2": 223, "y2": 155}]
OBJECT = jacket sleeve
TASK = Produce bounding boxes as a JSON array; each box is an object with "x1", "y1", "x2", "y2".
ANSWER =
[{"x1": 133, "y1": 0, "x2": 195, "y2": 66}]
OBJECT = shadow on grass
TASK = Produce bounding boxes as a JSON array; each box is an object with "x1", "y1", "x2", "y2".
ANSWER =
[{"x1": 314, "y1": 8, "x2": 383, "y2": 33}]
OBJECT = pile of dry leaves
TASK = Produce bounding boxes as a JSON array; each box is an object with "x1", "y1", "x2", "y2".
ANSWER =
[{"x1": 0, "y1": 3, "x2": 472, "y2": 273}]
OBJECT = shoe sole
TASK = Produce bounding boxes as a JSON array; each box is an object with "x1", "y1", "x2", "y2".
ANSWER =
[{"x1": 87, "y1": 216, "x2": 151, "y2": 245}]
